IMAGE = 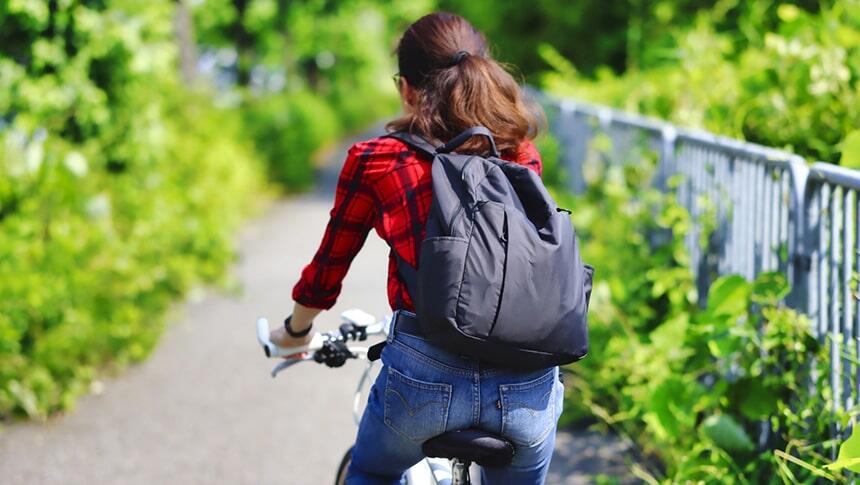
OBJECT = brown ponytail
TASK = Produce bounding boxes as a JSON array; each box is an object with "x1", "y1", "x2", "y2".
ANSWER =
[{"x1": 386, "y1": 12, "x2": 544, "y2": 157}]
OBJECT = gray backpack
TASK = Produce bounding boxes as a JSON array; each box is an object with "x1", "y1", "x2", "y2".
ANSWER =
[{"x1": 387, "y1": 127, "x2": 594, "y2": 370}]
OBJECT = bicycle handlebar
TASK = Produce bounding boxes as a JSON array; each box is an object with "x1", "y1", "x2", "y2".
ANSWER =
[
  {"x1": 255, "y1": 317, "x2": 327, "y2": 358},
  {"x1": 255, "y1": 310, "x2": 389, "y2": 377}
]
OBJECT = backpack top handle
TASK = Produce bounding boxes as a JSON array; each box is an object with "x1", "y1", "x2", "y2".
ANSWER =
[
  {"x1": 385, "y1": 131, "x2": 440, "y2": 158},
  {"x1": 437, "y1": 126, "x2": 500, "y2": 158}
]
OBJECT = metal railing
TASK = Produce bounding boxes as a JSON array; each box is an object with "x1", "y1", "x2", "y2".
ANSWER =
[{"x1": 537, "y1": 93, "x2": 859, "y2": 435}]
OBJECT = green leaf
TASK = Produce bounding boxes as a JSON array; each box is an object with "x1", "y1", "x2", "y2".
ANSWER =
[
  {"x1": 706, "y1": 275, "x2": 750, "y2": 317},
  {"x1": 777, "y1": 4, "x2": 801, "y2": 23},
  {"x1": 537, "y1": 43, "x2": 579, "y2": 78},
  {"x1": 707, "y1": 334, "x2": 741, "y2": 358},
  {"x1": 699, "y1": 414, "x2": 755, "y2": 453},
  {"x1": 645, "y1": 376, "x2": 701, "y2": 441},
  {"x1": 826, "y1": 427, "x2": 860, "y2": 472},
  {"x1": 6, "y1": 380, "x2": 41, "y2": 419},
  {"x1": 730, "y1": 378, "x2": 779, "y2": 420},
  {"x1": 650, "y1": 314, "x2": 689, "y2": 353},
  {"x1": 751, "y1": 271, "x2": 790, "y2": 305},
  {"x1": 840, "y1": 130, "x2": 860, "y2": 169}
]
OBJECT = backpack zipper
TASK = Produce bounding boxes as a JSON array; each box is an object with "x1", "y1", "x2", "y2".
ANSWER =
[
  {"x1": 447, "y1": 205, "x2": 464, "y2": 235},
  {"x1": 450, "y1": 200, "x2": 488, "y2": 235},
  {"x1": 488, "y1": 208, "x2": 508, "y2": 335}
]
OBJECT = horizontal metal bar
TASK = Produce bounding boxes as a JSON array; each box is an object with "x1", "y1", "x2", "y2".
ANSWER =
[
  {"x1": 540, "y1": 92, "x2": 809, "y2": 168},
  {"x1": 676, "y1": 131, "x2": 802, "y2": 166},
  {"x1": 556, "y1": 97, "x2": 667, "y2": 134},
  {"x1": 809, "y1": 162, "x2": 860, "y2": 191}
]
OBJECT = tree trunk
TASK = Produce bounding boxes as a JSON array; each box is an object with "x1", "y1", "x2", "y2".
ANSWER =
[{"x1": 174, "y1": 0, "x2": 198, "y2": 86}]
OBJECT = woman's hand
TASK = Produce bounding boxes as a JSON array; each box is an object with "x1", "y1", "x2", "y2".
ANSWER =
[
  {"x1": 269, "y1": 325, "x2": 314, "y2": 353},
  {"x1": 268, "y1": 302, "x2": 323, "y2": 356}
]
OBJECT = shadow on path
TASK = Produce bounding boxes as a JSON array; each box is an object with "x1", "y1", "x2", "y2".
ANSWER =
[{"x1": 548, "y1": 429, "x2": 641, "y2": 484}]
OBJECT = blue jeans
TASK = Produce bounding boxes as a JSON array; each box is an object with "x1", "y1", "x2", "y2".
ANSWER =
[{"x1": 345, "y1": 312, "x2": 563, "y2": 484}]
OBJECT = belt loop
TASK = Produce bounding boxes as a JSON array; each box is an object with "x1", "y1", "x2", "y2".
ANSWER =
[{"x1": 387, "y1": 310, "x2": 399, "y2": 344}]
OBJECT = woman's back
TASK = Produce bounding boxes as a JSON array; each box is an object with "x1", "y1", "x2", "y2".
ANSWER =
[{"x1": 292, "y1": 136, "x2": 543, "y2": 312}]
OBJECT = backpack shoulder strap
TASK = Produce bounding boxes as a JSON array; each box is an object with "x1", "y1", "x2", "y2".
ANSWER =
[
  {"x1": 438, "y1": 126, "x2": 499, "y2": 158},
  {"x1": 392, "y1": 249, "x2": 418, "y2": 304},
  {"x1": 385, "y1": 131, "x2": 440, "y2": 158}
]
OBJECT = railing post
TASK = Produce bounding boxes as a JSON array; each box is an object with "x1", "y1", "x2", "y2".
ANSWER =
[
  {"x1": 786, "y1": 156, "x2": 811, "y2": 316},
  {"x1": 598, "y1": 107, "x2": 613, "y2": 130},
  {"x1": 656, "y1": 125, "x2": 677, "y2": 191},
  {"x1": 558, "y1": 99, "x2": 587, "y2": 194}
]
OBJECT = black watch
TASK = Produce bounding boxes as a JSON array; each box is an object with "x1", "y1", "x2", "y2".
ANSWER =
[{"x1": 284, "y1": 316, "x2": 313, "y2": 338}]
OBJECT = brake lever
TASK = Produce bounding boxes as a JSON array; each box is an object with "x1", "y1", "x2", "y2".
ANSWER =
[{"x1": 270, "y1": 358, "x2": 308, "y2": 378}]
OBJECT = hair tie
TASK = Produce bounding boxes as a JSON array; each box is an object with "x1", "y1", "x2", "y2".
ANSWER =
[{"x1": 448, "y1": 50, "x2": 470, "y2": 67}]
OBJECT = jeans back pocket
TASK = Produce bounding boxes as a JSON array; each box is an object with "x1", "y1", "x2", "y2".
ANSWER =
[
  {"x1": 499, "y1": 369, "x2": 558, "y2": 447},
  {"x1": 383, "y1": 367, "x2": 452, "y2": 443}
]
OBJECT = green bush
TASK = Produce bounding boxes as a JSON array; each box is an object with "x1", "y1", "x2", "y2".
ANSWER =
[
  {"x1": 550, "y1": 137, "x2": 839, "y2": 483},
  {"x1": 0, "y1": 1, "x2": 264, "y2": 419},
  {"x1": 243, "y1": 90, "x2": 341, "y2": 191},
  {"x1": 0, "y1": 94, "x2": 264, "y2": 420},
  {"x1": 534, "y1": 132, "x2": 566, "y2": 188}
]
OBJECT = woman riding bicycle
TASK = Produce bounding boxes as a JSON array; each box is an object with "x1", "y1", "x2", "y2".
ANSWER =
[{"x1": 270, "y1": 12, "x2": 563, "y2": 484}]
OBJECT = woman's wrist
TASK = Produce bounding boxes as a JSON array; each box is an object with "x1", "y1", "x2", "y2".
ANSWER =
[
  {"x1": 284, "y1": 316, "x2": 313, "y2": 337},
  {"x1": 290, "y1": 302, "x2": 323, "y2": 333}
]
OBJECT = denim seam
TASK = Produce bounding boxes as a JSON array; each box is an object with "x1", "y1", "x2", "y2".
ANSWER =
[
  {"x1": 386, "y1": 388, "x2": 448, "y2": 415},
  {"x1": 503, "y1": 387, "x2": 553, "y2": 410},
  {"x1": 388, "y1": 339, "x2": 474, "y2": 377},
  {"x1": 383, "y1": 367, "x2": 452, "y2": 443},
  {"x1": 498, "y1": 368, "x2": 555, "y2": 392},
  {"x1": 388, "y1": 366, "x2": 453, "y2": 391},
  {"x1": 472, "y1": 370, "x2": 480, "y2": 427},
  {"x1": 499, "y1": 380, "x2": 556, "y2": 447}
]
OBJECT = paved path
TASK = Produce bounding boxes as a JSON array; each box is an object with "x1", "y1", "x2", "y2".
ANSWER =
[{"x1": 0, "y1": 132, "x2": 638, "y2": 485}]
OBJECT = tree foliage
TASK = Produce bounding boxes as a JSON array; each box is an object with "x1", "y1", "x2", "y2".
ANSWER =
[
  {"x1": 438, "y1": 0, "x2": 825, "y2": 78},
  {"x1": 540, "y1": 0, "x2": 859, "y2": 164},
  {"x1": 188, "y1": 0, "x2": 430, "y2": 189},
  {"x1": 0, "y1": 0, "x2": 268, "y2": 419}
]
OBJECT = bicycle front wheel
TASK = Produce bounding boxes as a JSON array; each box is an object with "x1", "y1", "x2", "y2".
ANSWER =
[{"x1": 334, "y1": 446, "x2": 353, "y2": 485}]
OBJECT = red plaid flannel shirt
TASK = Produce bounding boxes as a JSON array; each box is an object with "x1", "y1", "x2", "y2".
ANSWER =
[{"x1": 292, "y1": 135, "x2": 543, "y2": 311}]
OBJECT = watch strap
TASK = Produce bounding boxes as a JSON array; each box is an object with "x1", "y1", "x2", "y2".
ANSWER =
[{"x1": 284, "y1": 316, "x2": 313, "y2": 338}]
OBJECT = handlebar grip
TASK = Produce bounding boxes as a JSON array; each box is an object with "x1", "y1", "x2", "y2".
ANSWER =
[
  {"x1": 256, "y1": 316, "x2": 325, "y2": 358},
  {"x1": 256, "y1": 317, "x2": 274, "y2": 357}
]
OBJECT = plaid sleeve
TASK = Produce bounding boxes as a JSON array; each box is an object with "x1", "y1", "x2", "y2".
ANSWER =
[
  {"x1": 292, "y1": 144, "x2": 378, "y2": 309},
  {"x1": 516, "y1": 139, "x2": 543, "y2": 178}
]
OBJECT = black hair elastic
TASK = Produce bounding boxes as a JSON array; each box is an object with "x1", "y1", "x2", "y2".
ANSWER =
[{"x1": 448, "y1": 50, "x2": 470, "y2": 67}]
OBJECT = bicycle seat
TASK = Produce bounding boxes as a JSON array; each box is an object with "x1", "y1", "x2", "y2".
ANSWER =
[{"x1": 422, "y1": 429, "x2": 515, "y2": 467}]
